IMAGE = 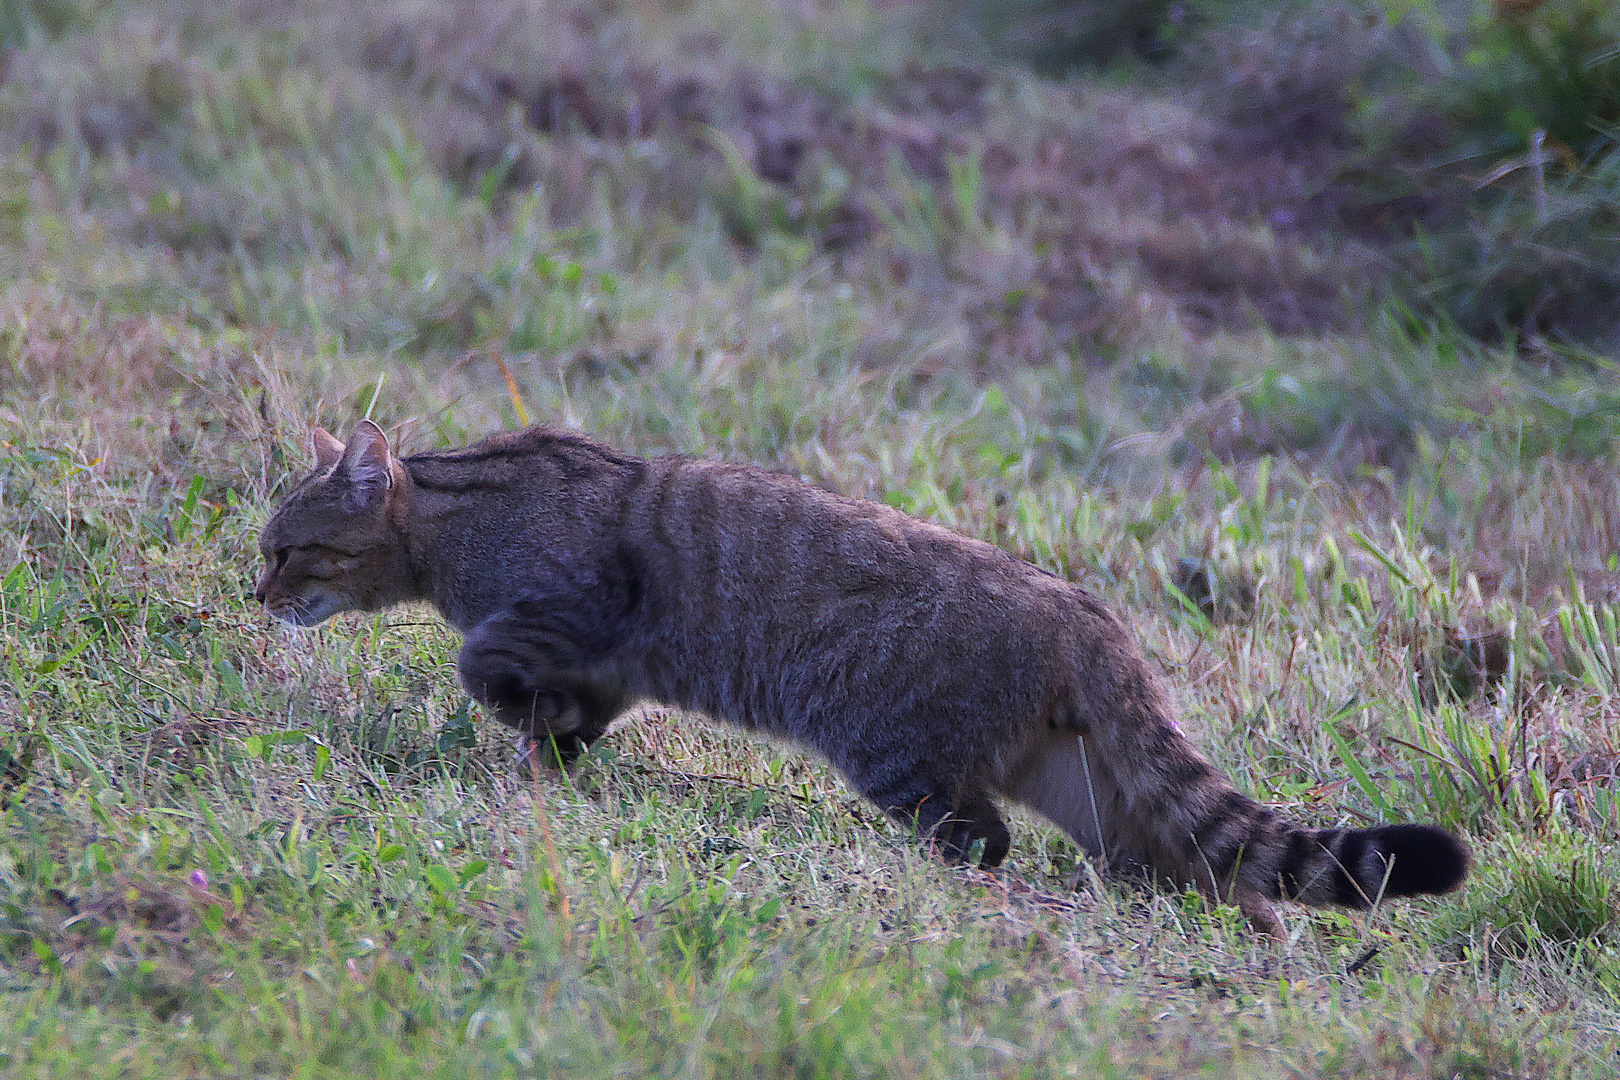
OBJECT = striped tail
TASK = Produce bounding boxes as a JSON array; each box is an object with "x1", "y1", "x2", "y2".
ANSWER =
[
  {"x1": 999, "y1": 728, "x2": 1470, "y2": 932},
  {"x1": 1249, "y1": 821, "x2": 1470, "y2": 907}
]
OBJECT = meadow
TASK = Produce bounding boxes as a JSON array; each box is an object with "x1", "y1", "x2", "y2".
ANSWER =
[{"x1": 1, "y1": 0, "x2": 1619, "y2": 1075}]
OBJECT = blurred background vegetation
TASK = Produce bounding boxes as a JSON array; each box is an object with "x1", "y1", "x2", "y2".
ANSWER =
[{"x1": 0, "y1": 0, "x2": 1616, "y2": 352}]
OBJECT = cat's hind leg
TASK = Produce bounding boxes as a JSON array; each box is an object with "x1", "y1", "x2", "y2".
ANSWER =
[
  {"x1": 998, "y1": 728, "x2": 1288, "y2": 934},
  {"x1": 995, "y1": 728, "x2": 1169, "y2": 889},
  {"x1": 996, "y1": 730, "x2": 1120, "y2": 862}
]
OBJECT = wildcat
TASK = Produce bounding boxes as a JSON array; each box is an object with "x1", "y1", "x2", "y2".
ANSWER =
[{"x1": 255, "y1": 420, "x2": 1469, "y2": 932}]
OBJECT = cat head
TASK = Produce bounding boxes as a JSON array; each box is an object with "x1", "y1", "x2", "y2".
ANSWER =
[{"x1": 255, "y1": 421, "x2": 409, "y2": 626}]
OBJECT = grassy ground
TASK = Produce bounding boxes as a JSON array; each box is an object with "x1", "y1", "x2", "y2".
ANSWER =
[{"x1": 1, "y1": 0, "x2": 1620, "y2": 1075}]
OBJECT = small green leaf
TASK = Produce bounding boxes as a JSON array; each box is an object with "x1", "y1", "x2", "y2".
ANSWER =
[
  {"x1": 85, "y1": 842, "x2": 113, "y2": 875},
  {"x1": 423, "y1": 864, "x2": 456, "y2": 894},
  {"x1": 32, "y1": 938, "x2": 61, "y2": 975},
  {"x1": 216, "y1": 656, "x2": 246, "y2": 701},
  {"x1": 175, "y1": 475, "x2": 206, "y2": 541}
]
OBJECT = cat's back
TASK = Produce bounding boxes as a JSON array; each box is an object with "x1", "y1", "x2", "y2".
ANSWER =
[
  {"x1": 621, "y1": 449, "x2": 1094, "y2": 642},
  {"x1": 405, "y1": 426, "x2": 646, "y2": 501},
  {"x1": 405, "y1": 424, "x2": 1098, "y2": 642},
  {"x1": 610, "y1": 450, "x2": 1130, "y2": 747}
]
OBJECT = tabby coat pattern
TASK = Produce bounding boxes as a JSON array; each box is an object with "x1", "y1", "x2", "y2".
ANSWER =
[{"x1": 256, "y1": 421, "x2": 1469, "y2": 932}]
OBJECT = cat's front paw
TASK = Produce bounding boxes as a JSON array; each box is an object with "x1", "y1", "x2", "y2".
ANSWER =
[
  {"x1": 459, "y1": 639, "x2": 577, "y2": 732},
  {"x1": 513, "y1": 730, "x2": 591, "y2": 770},
  {"x1": 488, "y1": 682, "x2": 585, "y2": 737}
]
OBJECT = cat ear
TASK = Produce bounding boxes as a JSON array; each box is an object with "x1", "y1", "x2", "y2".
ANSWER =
[
  {"x1": 338, "y1": 420, "x2": 395, "y2": 507},
  {"x1": 311, "y1": 428, "x2": 345, "y2": 472}
]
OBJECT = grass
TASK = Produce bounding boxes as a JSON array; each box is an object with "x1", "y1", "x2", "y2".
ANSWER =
[{"x1": 0, "y1": 0, "x2": 1617, "y2": 1075}]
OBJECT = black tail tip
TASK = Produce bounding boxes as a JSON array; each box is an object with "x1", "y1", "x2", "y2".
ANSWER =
[{"x1": 1367, "y1": 823, "x2": 1471, "y2": 897}]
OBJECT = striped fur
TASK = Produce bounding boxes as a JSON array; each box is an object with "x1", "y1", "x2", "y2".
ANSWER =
[{"x1": 256, "y1": 421, "x2": 1469, "y2": 931}]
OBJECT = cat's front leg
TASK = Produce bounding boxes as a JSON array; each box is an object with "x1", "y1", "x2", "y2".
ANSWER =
[{"x1": 456, "y1": 609, "x2": 625, "y2": 760}]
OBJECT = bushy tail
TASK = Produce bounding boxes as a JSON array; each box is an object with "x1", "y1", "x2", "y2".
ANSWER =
[
  {"x1": 1259, "y1": 821, "x2": 1470, "y2": 908},
  {"x1": 1000, "y1": 729, "x2": 1470, "y2": 922},
  {"x1": 998, "y1": 612, "x2": 1470, "y2": 930}
]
